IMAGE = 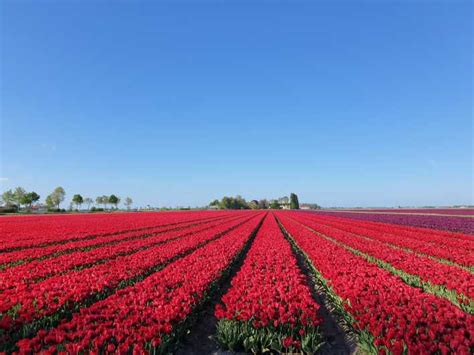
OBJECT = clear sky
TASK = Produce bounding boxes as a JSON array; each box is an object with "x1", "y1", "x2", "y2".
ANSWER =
[{"x1": 1, "y1": 1, "x2": 472, "y2": 208}]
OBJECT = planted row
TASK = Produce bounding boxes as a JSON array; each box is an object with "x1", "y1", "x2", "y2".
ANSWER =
[
  {"x1": 215, "y1": 214, "x2": 323, "y2": 353},
  {"x1": 0, "y1": 211, "x2": 234, "y2": 250},
  {"x1": 310, "y1": 210, "x2": 474, "y2": 234},
  {"x1": 289, "y1": 213, "x2": 474, "y2": 307},
  {"x1": 300, "y1": 212, "x2": 474, "y2": 267},
  {"x1": 0, "y1": 214, "x2": 243, "y2": 292},
  {"x1": 303, "y1": 212, "x2": 474, "y2": 246},
  {"x1": 338, "y1": 208, "x2": 474, "y2": 216},
  {"x1": 15, "y1": 214, "x2": 264, "y2": 353},
  {"x1": 0, "y1": 213, "x2": 236, "y2": 268},
  {"x1": 277, "y1": 213, "x2": 473, "y2": 354},
  {"x1": 0, "y1": 214, "x2": 257, "y2": 348}
]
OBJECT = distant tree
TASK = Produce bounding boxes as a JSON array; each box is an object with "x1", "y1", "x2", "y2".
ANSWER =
[
  {"x1": 270, "y1": 200, "x2": 281, "y2": 209},
  {"x1": 45, "y1": 195, "x2": 55, "y2": 210},
  {"x1": 248, "y1": 200, "x2": 259, "y2": 209},
  {"x1": 84, "y1": 197, "x2": 93, "y2": 210},
  {"x1": 290, "y1": 193, "x2": 300, "y2": 209},
  {"x1": 124, "y1": 197, "x2": 133, "y2": 210},
  {"x1": 278, "y1": 196, "x2": 289, "y2": 204},
  {"x1": 13, "y1": 187, "x2": 27, "y2": 209},
  {"x1": 258, "y1": 199, "x2": 269, "y2": 209},
  {"x1": 30, "y1": 192, "x2": 40, "y2": 205},
  {"x1": 220, "y1": 196, "x2": 232, "y2": 209},
  {"x1": 96, "y1": 195, "x2": 108, "y2": 209},
  {"x1": 72, "y1": 194, "x2": 84, "y2": 210},
  {"x1": 209, "y1": 199, "x2": 220, "y2": 207},
  {"x1": 1, "y1": 189, "x2": 16, "y2": 207},
  {"x1": 234, "y1": 195, "x2": 248, "y2": 209},
  {"x1": 95, "y1": 196, "x2": 103, "y2": 208},
  {"x1": 20, "y1": 192, "x2": 40, "y2": 210},
  {"x1": 19, "y1": 194, "x2": 31, "y2": 209},
  {"x1": 47, "y1": 187, "x2": 66, "y2": 210},
  {"x1": 109, "y1": 194, "x2": 120, "y2": 209},
  {"x1": 219, "y1": 196, "x2": 249, "y2": 210}
]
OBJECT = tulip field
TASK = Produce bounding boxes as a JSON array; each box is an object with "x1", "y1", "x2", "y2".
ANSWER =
[
  {"x1": 313, "y1": 209, "x2": 474, "y2": 234},
  {"x1": 0, "y1": 210, "x2": 473, "y2": 354}
]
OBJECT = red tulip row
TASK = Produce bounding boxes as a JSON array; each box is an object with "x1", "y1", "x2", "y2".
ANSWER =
[
  {"x1": 277, "y1": 213, "x2": 473, "y2": 354},
  {"x1": 303, "y1": 211, "x2": 474, "y2": 247},
  {"x1": 0, "y1": 214, "x2": 243, "y2": 292},
  {"x1": 300, "y1": 212, "x2": 474, "y2": 267},
  {"x1": 0, "y1": 213, "x2": 160, "y2": 244},
  {"x1": 310, "y1": 210, "x2": 474, "y2": 236},
  {"x1": 0, "y1": 213, "x2": 237, "y2": 267},
  {"x1": 215, "y1": 214, "x2": 323, "y2": 353},
  {"x1": 14, "y1": 213, "x2": 265, "y2": 354},
  {"x1": 0, "y1": 213, "x2": 258, "y2": 347},
  {"x1": 288, "y1": 213, "x2": 474, "y2": 304},
  {"x1": 0, "y1": 211, "x2": 233, "y2": 250}
]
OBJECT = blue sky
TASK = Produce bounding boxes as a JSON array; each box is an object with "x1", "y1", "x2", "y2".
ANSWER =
[{"x1": 1, "y1": 1, "x2": 472, "y2": 207}]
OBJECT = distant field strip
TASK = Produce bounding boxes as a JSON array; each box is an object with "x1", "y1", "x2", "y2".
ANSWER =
[
  {"x1": 310, "y1": 210, "x2": 474, "y2": 234},
  {"x1": 325, "y1": 210, "x2": 474, "y2": 217}
]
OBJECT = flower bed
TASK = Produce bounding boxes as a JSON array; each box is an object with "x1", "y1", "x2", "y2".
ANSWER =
[
  {"x1": 277, "y1": 213, "x2": 473, "y2": 354},
  {"x1": 215, "y1": 214, "x2": 323, "y2": 353}
]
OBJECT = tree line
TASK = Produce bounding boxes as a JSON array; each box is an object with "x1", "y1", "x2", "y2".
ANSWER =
[
  {"x1": 209, "y1": 193, "x2": 300, "y2": 210},
  {"x1": 0, "y1": 186, "x2": 133, "y2": 213}
]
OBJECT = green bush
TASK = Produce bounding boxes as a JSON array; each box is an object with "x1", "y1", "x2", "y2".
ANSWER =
[{"x1": 0, "y1": 205, "x2": 19, "y2": 214}]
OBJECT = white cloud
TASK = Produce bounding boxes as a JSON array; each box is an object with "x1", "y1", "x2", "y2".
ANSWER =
[{"x1": 0, "y1": 177, "x2": 9, "y2": 182}]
